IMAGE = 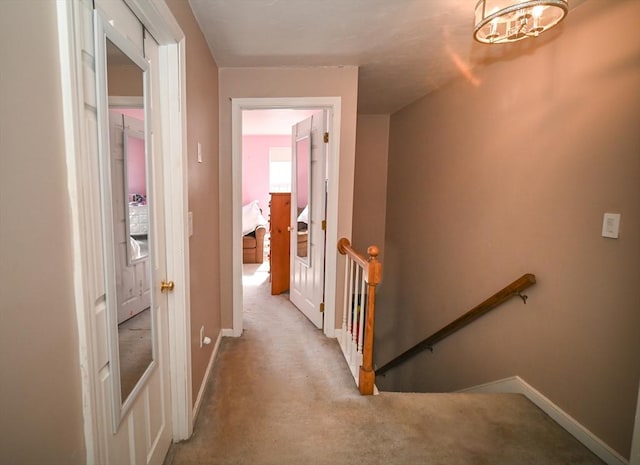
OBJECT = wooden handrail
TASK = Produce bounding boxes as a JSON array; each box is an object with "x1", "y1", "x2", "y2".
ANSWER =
[
  {"x1": 337, "y1": 238, "x2": 382, "y2": 395},
  {"x1": 337, "y1": 238, "x2": 368, "y2": 271},
  {"x1": 376, "y1": 273, "x2": 536, "y2": 377}
]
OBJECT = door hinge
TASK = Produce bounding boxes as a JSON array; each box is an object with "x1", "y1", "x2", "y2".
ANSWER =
[
  {"x1": 323, "y1": 132, "x2": 329, "y2": 143},
  {"x1": 321, "y1": 220, "x2": 326, "y2": 231},
  {"x1": 320, "y1": 302, "x2": 325, "y2": 313}
]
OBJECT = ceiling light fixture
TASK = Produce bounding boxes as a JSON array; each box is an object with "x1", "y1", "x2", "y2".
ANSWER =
[{"x1": 474, "y1": 0, "x2": 568, "y2": 44}]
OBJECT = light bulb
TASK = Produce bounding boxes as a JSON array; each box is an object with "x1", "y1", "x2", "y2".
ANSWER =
[
  {"x1": 532, "y1": 5, "x2": 544, "y2": 18},
  {"x1": 487, "y1": 7, "x2": 500, "y2": 41}
]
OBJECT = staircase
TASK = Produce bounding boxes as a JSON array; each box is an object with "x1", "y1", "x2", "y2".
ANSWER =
[
  {"x1": 164, "y1": 262, "x2": 606, "y2": 465},
  {"x1": 334, "y1": 239, "x2": 627, "y2": 465}
]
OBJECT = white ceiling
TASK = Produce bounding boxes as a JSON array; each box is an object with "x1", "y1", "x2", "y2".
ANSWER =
[
  {"x1": 189, "y1": 0, "x2": 587, "y2": 114},
  {"x1": 242, "y1": 109, "x2": 318, "y2": 135}
]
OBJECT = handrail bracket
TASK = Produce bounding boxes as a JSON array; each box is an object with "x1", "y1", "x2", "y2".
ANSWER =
[{"x1": 518, "y1": 291, "x2": 528, "y2": 304}]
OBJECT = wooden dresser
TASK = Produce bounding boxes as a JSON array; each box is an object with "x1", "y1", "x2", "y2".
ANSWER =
[{"x1": 269, "y1": 193, "x2": 291, "y2": 295}]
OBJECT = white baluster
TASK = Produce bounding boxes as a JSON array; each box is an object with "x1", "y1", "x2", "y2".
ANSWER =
[
  {"x1": 356, "y1": 268, "x2": 367, "y2": 369},
  {"x1": 350, "y1": 265, "x2": 361, "y2": 366},
  {"x1": 347, "y1": 258, "x2": 355, "y2": 359},
  {"x1": 341, "y1": 255, "x2": 350, "y2": 352}
]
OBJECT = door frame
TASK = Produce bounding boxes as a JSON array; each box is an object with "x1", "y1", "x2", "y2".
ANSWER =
[
  {"x1": 56, "y1": 1, "x2": 192, "y2": 462},
  {"x1": 230, "y1": 97, "x2": 341, "y2": 338}
]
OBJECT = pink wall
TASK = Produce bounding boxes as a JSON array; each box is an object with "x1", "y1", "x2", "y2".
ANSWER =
[
  {"x1": 118, "y1": 108, "x2": 144, "y2": 119},
  {"x1": 109, "y1": 108, "x2": 146, "y2": 199},
  {"x1": 242, "y1": 134, "x2": 290, "y2": 216},
  {"x1": 126, "y1": 136, "x2": 146, "y2": 198}
]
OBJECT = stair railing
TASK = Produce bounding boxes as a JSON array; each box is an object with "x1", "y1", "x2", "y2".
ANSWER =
[
  {"x1": 376, "y1": 273, "x2": 536, "y2": 377},
  {"x1": 337, "y1": 238, "x2": 382, "y2": 395}
]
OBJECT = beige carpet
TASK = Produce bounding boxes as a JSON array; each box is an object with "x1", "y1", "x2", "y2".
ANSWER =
[{"x1": 165, "y1": 263, "x2": 604, "y2": 465}]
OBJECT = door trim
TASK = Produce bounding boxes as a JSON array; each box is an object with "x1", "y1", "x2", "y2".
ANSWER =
[
  {"x1": 154, "y1": 30, "x2": 193, "y2": 443},
  {"x1": 231, "y1": 97, "x2": 342, "y2": 338},
  {"x1": 631, "y1": 382, "x2": 640, "y2": 465},
  {"x1": 56, "y1": 2, "x2": 191, "y2": 462},
  {"x1": 56, "y1": 4, "x2": 102, "y2": 460},
  {"x1": 120, "y1": 0, "x2": 194, "y2": 440}
]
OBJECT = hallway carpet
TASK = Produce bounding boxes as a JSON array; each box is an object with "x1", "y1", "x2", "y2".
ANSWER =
[{"x1": 165, "y1": 264, "x2": 604, "y2": 465}]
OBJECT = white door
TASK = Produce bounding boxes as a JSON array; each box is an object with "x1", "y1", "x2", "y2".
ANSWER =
[
  {"x1": 142, "y1": 33, "x2": 173, "y2": 464},
  {"x1": 290, "y1": 111, "x2": 328, "y2": 328},
  {"x1": 94, "y1": 6, "x2": 172, "y2": 464}
]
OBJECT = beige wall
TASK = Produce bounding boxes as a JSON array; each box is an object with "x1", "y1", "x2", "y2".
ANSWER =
[
  {"x1": 377, "y1": 0, "x2": 640, "y2": 458},
  {"x1": 218, "y1": 67, "x2": 359, "y2": 329},
  {"x1": 165, "y1": 0, "x2": 222, "y2": 405},
  {"x1": 0, "y1": 2, "x2": 86, "y2": 463},
  {"x1": 107, "y1": 65, "x2": 143, "y2": 96},
  {"x1": 353, "y1": 115, "x2": 390, "y2": 257}
]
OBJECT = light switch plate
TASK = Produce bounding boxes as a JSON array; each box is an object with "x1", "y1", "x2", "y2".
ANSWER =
[
  {"x1": 197, "y1": 142, "x2": 202, "y2": 163},
  {"x1": 601, "y1": 213, "x2": 621, "y2": 239}
]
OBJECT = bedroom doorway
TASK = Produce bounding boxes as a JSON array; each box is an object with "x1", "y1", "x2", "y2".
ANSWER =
[
  {"x1": 231, "y1": 98, "x2": 342, "y2": 338},
  {"x1": 240, "y1": 109, "x2": 316, "y2": 261},
  {"x1": 240, "y1": 108, "x2": 325, "y2": 322}
]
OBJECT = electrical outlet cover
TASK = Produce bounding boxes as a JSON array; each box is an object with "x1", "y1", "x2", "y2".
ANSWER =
[{"x1": 602, "y1": 213, "x2": 621, "y2": 239}]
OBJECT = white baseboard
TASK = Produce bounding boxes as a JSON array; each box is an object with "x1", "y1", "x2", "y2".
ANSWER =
[
  {"x1": 459, "y1": 376, "x2": 628, "y2": 465},
  {"x1": 191, "y1": 330, "x2": 222, "y2": 424},
  {"x1": 630, "y1": 383, "x2": 640, "y2": 465},
  {"x1": 221, "y1": 328, "x2": 241, "y2": 337}
]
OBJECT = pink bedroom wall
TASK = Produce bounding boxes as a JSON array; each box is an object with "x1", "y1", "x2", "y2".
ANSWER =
[
  {"x1": 242, "y1": 134, "x2": 291, "y2": 216},
  {"x1": 118, "y1": 108, "x2": 144, "y2": 119},
  {"x1": 110, "y1": 108, "x2": 146, "y2": 199},
  {"x1": 126, "y1": 136, "x2": 146, "y2": 198}
]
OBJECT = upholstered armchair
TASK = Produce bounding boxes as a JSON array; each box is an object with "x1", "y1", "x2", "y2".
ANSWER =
[{"x1": 242, "y1": 226, "x2": 266, "y2": 264}]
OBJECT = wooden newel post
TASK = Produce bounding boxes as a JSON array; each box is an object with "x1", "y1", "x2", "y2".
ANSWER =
[{"x1": 359, "y1": 245, "x2": 382, "y2": 395}]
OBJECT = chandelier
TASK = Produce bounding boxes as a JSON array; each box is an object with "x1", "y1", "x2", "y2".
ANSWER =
[{"x1": 474, "y1": 0, "x2": 568, "y2": 44}]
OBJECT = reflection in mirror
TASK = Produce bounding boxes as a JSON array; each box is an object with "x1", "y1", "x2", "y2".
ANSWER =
[
  {"x1": 121, "y1": 114, "x2": 149, "y2": 266},
  {"x1": 104, "y1": 38, "x2": 154, "y2": 405},
  {"x1": 295, "y1": 135, "x2": 311, "y2": 264}
]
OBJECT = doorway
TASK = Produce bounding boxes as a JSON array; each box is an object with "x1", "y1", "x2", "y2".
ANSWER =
[
  {"x1": 231, "y1": 98, "x2": 342, "y2": 339},
  {"x1": 240, "y1": 109, "x2": 315, "y2": 279},
  {"x1": 240, "y1": 109, "x2": 324, "y2": 325}
]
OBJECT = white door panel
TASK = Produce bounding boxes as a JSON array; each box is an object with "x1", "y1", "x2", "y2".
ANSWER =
[
  {"x1": 139, "y1": 29, "x2": 172, "y2": 465},
  {"x1": 290, "y1": 111, "x2": 327, "y2": 329}
]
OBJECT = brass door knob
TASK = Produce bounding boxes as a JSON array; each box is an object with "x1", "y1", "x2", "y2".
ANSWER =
[{"x1": 160, "y1": 280, "x2": 175, "y2": 293}]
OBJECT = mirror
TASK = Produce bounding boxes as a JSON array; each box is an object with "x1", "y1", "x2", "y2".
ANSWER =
[
  {"x1": 95, "y1": 15, "x2": 156, "y2": 429},
  {"x1": 109, "y1": 110, "x2": 152, "y2": 402},
  {"x1": 295, "y1": 134, "x2": 311, "y2": 264}
]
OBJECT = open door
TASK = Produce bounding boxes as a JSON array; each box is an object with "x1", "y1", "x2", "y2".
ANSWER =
[{"x1": 289, "y1": 110, "x2": 327, "y2": 329}]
